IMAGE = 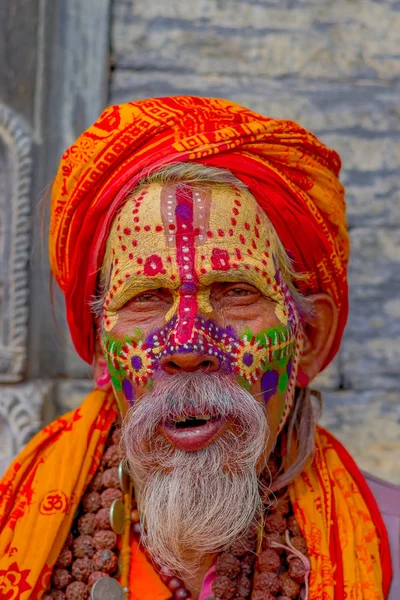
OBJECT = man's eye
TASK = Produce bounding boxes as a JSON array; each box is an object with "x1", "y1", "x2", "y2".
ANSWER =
[
  {"x1": 226, "y1": 288, "x2": 253, "y2": 296},
  {"x1": 133, "y1": 293, "x2": 161, "y2": 302}
]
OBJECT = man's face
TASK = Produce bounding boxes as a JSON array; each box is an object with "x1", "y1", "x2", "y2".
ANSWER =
[
  {"x1": 101, "y1": 182, "x2": 302, "y2": 450},
  {"x1": 100, "y1": 181, "x2": 304, "y2": 574}
]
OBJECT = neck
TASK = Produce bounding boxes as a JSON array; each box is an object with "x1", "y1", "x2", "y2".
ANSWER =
[{"x1": 182, "y1": 554, "x2": 216, "y2": 599}]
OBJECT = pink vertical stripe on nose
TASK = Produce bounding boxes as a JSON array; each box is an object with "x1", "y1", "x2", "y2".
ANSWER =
[{"x1": 174, "y1": 185, "x2": 198, "y2": 344}]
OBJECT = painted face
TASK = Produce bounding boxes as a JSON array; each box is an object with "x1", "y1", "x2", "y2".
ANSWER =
[{"x1": 101, "y1": 182, "x2": 303, "y2": 444}]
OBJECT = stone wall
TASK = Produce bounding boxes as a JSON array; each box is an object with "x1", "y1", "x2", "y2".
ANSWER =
[{"x1": 110, "y1": 0, "x2": 400, "y2": 482}]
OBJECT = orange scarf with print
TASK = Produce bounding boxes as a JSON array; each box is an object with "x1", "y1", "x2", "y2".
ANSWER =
[{"x1": 0, "y1": 390, "x2": 391, "y2": 600}]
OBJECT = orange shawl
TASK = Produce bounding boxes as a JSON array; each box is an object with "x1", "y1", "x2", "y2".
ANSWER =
[{"x1": 0, "y1": 390, "x2": 391, "y2": 600}]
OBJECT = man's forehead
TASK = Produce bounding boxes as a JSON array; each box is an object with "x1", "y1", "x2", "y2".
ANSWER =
[
  {"x1": 114, "y1": 181, "x2": 277, "y2": 252},
  {"x1": 104, "y1": 181, "x2": 281, "y2": 313}
]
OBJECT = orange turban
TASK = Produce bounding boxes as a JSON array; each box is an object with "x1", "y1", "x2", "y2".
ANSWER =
[{"x1": 49, "y1": 96, "x2": 349, "y2": 366}]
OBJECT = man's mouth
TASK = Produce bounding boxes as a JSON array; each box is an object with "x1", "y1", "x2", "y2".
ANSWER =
[{"x1": 159, "y1": 414, "x2": 226, "y2": 451}]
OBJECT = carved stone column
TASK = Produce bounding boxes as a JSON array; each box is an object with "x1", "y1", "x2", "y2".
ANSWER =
[{"x1": 0, "y1": 0, "x2": 111, "y2": 475}]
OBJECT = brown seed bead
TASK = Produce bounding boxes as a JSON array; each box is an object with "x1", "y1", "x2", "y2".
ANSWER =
[
  {"x1": 253, "y1": 571, "x2": 281, "y2": 595},
  {"x1": 246, "y1": 523, "x2": 258, "y2": 542},
  {"x1": 277, "y1": 597, "x2": 292, "y2": 600},
  {"x1": 71, "y1": 557, "x2": 95, "y2": 583},
  {"x1": 262, "y1": 533, "x2": 285, "y2": 554},
  {"x1": 56, "y1": 548, "x2": 73, "y2": 569},
  {"x1": 43, "y1": 592, "x2": 66, "y2": 600},
  {"x1": 288, "y1": 558, "x2": 307, "y2": 583},
  {"x1": 102, "y1": 445, "x2": 124, "y2": 468},
  {"x1": 279, "y1": 573, "x2": 301, "y2": 599},
  {"x1": 212, "y1": 575, "x2": 237, "y2": 600},
  {"x1": 251, "y1": 592, "x2": 275, "y2": 600},
  {"x1": 230, "y1": 536, "x2": 254, "y2": 557},
  {"x1": 266, "y1": 456, "x2": 279, "y2": 480},
  {"x1": 257, "y1": 548, "x2": 281, "y2": 573},
  {"x1": 290, "y1": 535, "x2": 308, "y2": 556},
  {"x1": 100, "y1": 487, "x2": 123, "y2": 509},
  {"x1": 275, "y1": 497, "x2": 290, "y2": 517},
  {"x1": 64, "y1": 533, "x2": 74, "y2": 548},
  {"x1": 72, "y1": 535, "x2": 95, "y2": 559},
  {"x1": 167, "y1": 578, "x2": 181, "y2": 592},
  {"x1": 287, "y1": 515, "x2": 302, "y2": 537},
  {"x1": 237, "y1": 575, "x2": 251, "y2": 597},
  {"x1": 92, "y1": 549, "x2": 118, "y2": 574},
  {"x1": 51, "y1": 569, "x2": 72, "y2": 590},
  {"x1": 94, "y1": 507, "x2": 111, "y2": 530},
  {"x1": 240, "y1": 554, "x2": 256, "y2": 576},
  {"x1": 82, "y1": 491, "x2": 101, "y2": 514},
  {"x1": 132, "y1": 522, "x2": 142, "y2": 536},
  {"x1": 65, "y1": 581, "x2": 89, "y2": 600},
  {"x1": 93, "y1": 530, "x2": 117, "y2": 550},
  {"x1": 111, "y1": 428, "x2": 121, "y2": 445},
  {"x1": 101, "y1": 467, "x2": 119, "y2": 488},
  {"x1": 87, "y1": 571, "x2": 110, "y2": 587},
  {"x1": 78, "y1": 513, "x2": 96, "y2": 536},
  {"x1": 88, "y1": 472, "x2": 103, "y2": 493},
  {"x1": 215, "y1": 552, "x2": 241, "y2": 579},
  {"x1": 175, "y1": 589, "x2": 191, "y2": 599},
  {"x1": 131, "y1": 509, "x2": 140, "y2": 523},
  {"x1": 264, "y1": 512, "x2": 287, "y2": 534}
]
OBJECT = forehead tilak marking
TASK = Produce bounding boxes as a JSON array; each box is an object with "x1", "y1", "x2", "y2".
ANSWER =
[{"x1": 160, "y1": 183, "x2": 207, "y2": 344}]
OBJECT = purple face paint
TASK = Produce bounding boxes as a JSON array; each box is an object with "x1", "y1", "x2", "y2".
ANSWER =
[
  {"x1": 122, "y1": 378, "x2": 135, "y2": 404},
  {"x1": 131, "y1": 355, "x2": 143, "y2": 370},
  {"x1": 261, "y1": 370, "x2": 279, "y2": 403},
  {"x1": 286, "y1": 359, "x2": 292, "y2": 378},
  {"x1": 243, "y1": 352, "x2": 254, "y2": 367}
]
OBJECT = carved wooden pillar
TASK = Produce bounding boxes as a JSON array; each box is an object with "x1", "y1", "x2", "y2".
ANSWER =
[{"x1": 0, "y1": 0, "x2": 111, "y2": 474}]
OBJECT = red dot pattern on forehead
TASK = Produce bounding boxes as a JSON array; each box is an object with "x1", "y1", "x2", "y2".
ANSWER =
[{"x1": 104, "y1": 183, "x2": 290, "y2": 333}]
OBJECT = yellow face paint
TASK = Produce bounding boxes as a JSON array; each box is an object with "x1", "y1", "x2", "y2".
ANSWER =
[{"x1": 103, "y1": 183, "x2": 289, "y2": 338}]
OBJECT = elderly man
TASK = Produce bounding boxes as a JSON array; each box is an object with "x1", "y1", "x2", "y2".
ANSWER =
[{"x1": 0, "y1": 97, "x2": 393, "y2": 600}]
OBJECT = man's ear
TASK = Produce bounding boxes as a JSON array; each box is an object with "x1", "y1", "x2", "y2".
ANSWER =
[
  {"x1": 297, "y1": 293, "x2": 339, "y2": 385},
  {"x1": 93, "y1": 336, "x2": 112, "y2": 391}
]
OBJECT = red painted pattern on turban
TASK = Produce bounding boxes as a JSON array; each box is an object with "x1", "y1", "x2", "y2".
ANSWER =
[{"x1": 49, "y1": 96, "x2": 349, "y2": 367}]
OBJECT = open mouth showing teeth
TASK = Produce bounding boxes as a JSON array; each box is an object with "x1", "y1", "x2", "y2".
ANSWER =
[
  {"x1": 159, "y1": 415, "x2": 226, "y2": 451},
  {"x1": 173, "y1": 416, "x2": 212, "y2": 429}
]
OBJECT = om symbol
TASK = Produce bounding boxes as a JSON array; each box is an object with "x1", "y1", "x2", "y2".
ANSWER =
[
  {"x1": 39, "y1": 490, "x2": 69, "y2": 515},
  {"x1": 0, "y1": 562, "x2": 32, "y2": 599}
]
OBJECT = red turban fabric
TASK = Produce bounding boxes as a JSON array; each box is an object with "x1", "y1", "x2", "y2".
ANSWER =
[{"x1": 49, "y1": 96, "x2": 349, "y2": 368}]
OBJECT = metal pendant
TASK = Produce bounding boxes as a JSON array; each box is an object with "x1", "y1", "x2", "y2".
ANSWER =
[
  {"x1": 118, "y1": 460, "x2": 130, "y2": 495},
  {"x1": 109, "y1": 498, "x2": 125, "y2": 534},
  {"x1": 90, "y1": 577, "x2": 124, "y2": 600}
]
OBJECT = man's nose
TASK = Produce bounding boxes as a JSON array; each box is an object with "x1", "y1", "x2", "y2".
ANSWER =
[{"x1": 160, "y1": 353, "x2": 220, "y2": 374}]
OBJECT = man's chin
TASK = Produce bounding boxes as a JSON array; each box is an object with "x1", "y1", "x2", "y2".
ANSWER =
[{"x1": 158, "y1": 417, "x2": 229, "y2": 451}]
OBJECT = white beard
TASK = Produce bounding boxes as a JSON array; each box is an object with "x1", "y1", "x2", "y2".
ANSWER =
[{"x1": 121, "y1": 372, "x2": 269, "y2": 578}]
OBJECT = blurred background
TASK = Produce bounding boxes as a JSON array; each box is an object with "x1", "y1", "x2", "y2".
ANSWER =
[{"x1": 0, "y1": 0, "x2": 399, "y2": 481}]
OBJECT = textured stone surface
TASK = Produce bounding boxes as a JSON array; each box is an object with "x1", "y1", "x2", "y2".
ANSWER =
[
  {"x1": 342, "y1": 227, "x2": 400, "y2": 390},
  {"x1": 55, "y1": 379, "x2": 96, "y2": 415},
  {"x1": 319, "y1": 390, "x2": 400, "y2": 484},
  {"x1": 0, "y1": 381, "x2": 54, "y2": 477},
  {"x1": 0, "y1": 104, "x2": 33, "y2": 381}
]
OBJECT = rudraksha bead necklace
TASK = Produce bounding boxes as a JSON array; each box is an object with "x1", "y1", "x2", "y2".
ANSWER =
[{"x1": 44, "y1": 425, "x2": 309, "y2": 600}]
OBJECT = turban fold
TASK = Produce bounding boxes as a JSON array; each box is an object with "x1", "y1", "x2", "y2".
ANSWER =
[{"x1": 49, "y1": 96, "x2": 349, "y2": 367}]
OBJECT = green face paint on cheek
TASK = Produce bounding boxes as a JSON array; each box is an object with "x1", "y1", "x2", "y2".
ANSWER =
[
  {"x1": 237, "y1": 324, "x2": 295, "y2": 384},
  {"x1": 102, "y1": 329, "x2": 154, "y2": 404}
]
